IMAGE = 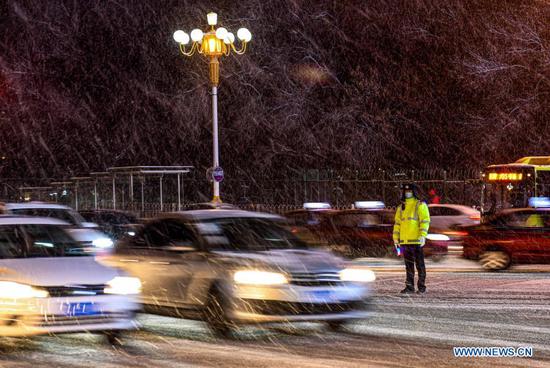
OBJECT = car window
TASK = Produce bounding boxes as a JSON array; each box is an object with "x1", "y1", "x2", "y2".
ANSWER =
[
  {"x1": 142, "y1": 222, "x2": 170, "y2": 247},
  {"x1": 494, "y1": 211, "x2": 544, "y2": 229},
  {"x1": 523, "y1": 212, "x2": 550, "y2": 228},
  {"x1": 79, "y1": 212, "x2": 96, "y2": 222},
  {"x1": 429, "y1": 207, "x2": 462, "y2": 216},
  {"x1": 22, "y1": 225, "x2": 90, "y2": 257},
  {"x1": 286, "y1": 212, "x2": 326, "y2": 226},
  {"x1": 199, "y1": 218, "x2": 307, "y2": 251},
  {"x1": 164, "y1": 220, "x2": 197, "y2": 248},
  {"x1": 289, "y1": 213, "x2": 307, "y2": 226},
  {"x1": 0, "y1": 226, "x2": 24, "y2": 258},
  {"x1": 444, "y1": 208, "x2": 462, "y2": 216},
  {"x1": 333, "y1": 213, "x2": 380, "y2": 227},
  {"x1": 428, "y1": 207, "x2": 443, "y2": 216},
  {"x1": 523, "y1": 213, "x2": 544, "y2": 228},
  {"x1": 100, "y1": 213, "x2": 118, "y2": 224},
  {"x1": 102, "y1": 212, "x2": 137, "y2": 224},
  {"x1": 11, "y1": 208, "x2": 84, "y2": 226}
]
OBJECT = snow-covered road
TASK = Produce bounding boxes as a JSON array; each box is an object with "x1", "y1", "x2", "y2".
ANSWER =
[{"x1": 1, "y1": 271, "x2": 549, "y2": 368}]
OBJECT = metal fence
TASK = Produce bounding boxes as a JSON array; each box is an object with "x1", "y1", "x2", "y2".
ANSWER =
[{"x1": 1, "y1": 168, "x2": 483, "y2": 217}]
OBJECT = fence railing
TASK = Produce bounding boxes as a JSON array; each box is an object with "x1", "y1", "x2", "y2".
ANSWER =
[{"x1": 1, "y1": 169, "x2": 484, "y2": 217}]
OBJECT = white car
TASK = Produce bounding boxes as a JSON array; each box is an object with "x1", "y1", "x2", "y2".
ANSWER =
[
  {"x1": 0, "y1": 202, "x2": 114, "y2": 250},
  {"x1": 427, "y1": 204, "x2": 480, "y2": 254},
  {"x1": 104, "y1": 210, "x2": 374, "y2": 336},
  {"x1": 428, "y1": 204, "x2": 481, "y2": 230},
  {"x1": 0, "y1": 217, "x2": 140, "y2": 341}
]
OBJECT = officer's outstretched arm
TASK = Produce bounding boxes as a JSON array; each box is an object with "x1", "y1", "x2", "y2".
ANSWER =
[{"x1": 419, "y1": 202, "x2": 430, "y2": 238}]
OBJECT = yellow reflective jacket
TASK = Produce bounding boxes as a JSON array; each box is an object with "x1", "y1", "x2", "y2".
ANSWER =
[{"x1": 393, "y1": 198, "x2": 430, "y2": 244}]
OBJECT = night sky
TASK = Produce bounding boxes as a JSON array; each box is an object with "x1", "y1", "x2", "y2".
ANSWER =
[{"x1": 1, "y1": 0, "x2": 550, "y2": 181}]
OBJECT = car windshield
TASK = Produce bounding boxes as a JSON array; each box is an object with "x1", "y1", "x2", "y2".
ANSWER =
[
  {"x1": 196, "y1": 217, "x2": 307, "y2": 252},
  {"x1": 11, "y1": 208, "x2": 85, "y2": 226},
  {"x1": 0, "y1": 224, "x2": 91, "y2": 258}
]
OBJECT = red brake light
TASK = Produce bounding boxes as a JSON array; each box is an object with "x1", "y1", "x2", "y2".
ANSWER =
[{"x1": 470, "y1": 214, "x2": 481, "y2": 221}]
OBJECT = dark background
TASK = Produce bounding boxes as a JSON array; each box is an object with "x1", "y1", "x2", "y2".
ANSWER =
[{"x1": 1, "y1": 0, "x2": 549, "y2": 182}]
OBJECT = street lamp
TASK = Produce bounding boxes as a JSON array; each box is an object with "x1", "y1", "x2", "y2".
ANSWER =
[{"x1": 173, "y1": 12, "x2": 251, "y2": 204}]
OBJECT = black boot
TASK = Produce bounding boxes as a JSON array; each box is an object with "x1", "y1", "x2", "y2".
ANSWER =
[{"x1": 400, "y1": 287, "x2": 415, "y2": 294}]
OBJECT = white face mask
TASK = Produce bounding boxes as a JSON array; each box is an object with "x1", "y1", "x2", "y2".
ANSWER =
[{"x1": 404, "y1": 191, "x2": 413, "y2": 199}]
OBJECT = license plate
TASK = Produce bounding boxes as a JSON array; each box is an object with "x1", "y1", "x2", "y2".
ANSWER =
[
  {"x1": 64, "y1": 302, "x2": 100, "y2": 316},
  {"x1": 310, "y1": 290, "x2": 333, "y2": 299}
]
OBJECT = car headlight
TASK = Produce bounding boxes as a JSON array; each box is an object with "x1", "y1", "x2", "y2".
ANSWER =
[
  {"x1": 340, "y1": 268, "x2": 376, "y2": 283},
  {"x1": 0, "y1": 281, "x2": 49, "y2": 298},
  {"x1": 92, "y1": 237, "x2": 114, "y2": 248},
  {"x1": 426, "y1": 234, "x2": 450, "y2": 241},
  {"x1": 104, "y1": 276, "x2": 142, "y2": 295},
  {"x1": 233, "y1": 270, "x2": 288, "y2": 285}
]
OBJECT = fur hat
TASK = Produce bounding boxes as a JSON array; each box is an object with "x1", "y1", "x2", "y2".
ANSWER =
[{"x1": 400, "y1": 183, "x2": 419, "y2": 205}]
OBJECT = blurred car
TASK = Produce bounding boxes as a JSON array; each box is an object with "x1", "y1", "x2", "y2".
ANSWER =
[
  {"x1": 0, "y1": 216, "x2": 140, "y2": 341},
  {"x1": 318, "y1": 206, "x2": 396, "y2": 258},
  {"x1": 0, "y1": 202, "x2": 114, "y2": 250},
  {"x1": 427, "y1": 204, "x2": 480, "y2": 254},
  {"x1": 462, "y1": 208, "x2": 550, "y2": 270},
  {"x1": 102, "y1": 209, "x2": 374, "y2": 336},
  {"x1": 428, "y1": 204, "x2": 481, "y2": 230},
  {"x1": 79, "y1": 210, "x2": 141, "y2": 240},
  {"x1": 284, "y1": 203, "x2": 336, "y2": 244},
  {"x1": 301, "y1": 201, "x2": 448, "y2": 261}
]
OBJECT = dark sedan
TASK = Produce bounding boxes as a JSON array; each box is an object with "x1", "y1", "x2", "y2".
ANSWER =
[
  {"x1": 318, "y1": 209, "x2": 396, "y2": 258},
  {"x1": 302, "y1": 209, "x2": 448, "y2": 260}
]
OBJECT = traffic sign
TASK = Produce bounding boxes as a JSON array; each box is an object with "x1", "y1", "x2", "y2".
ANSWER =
[{"x1": 212, "y1": 166, "x2": 224, "y2": 182}]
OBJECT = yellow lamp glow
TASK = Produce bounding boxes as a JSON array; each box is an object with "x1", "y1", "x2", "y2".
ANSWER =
[{"x1": 202, "y1": 33, "x2": 224, "y2": 56}]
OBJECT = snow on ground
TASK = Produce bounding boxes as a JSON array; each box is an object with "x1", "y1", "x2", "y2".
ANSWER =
[{"x1": 1, "y1": 271, "x2": 549, "y2": 367}]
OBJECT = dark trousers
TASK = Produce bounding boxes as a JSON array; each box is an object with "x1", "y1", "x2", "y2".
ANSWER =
[{"x1": 403, "y1": 244, "x2": 426, "y2": 291}]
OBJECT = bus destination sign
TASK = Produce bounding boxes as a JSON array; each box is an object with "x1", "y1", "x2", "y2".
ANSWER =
[{"x1": 487, "y1": 172, "x2": 523, "y2": 181}]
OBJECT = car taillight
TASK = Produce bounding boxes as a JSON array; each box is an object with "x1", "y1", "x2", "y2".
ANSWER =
[
  {"x1": 470, "y1": 214, "x2": 481, "y2": 221},
  {"x1": 444, "y1": 231, "x2": 468, "y2": 237}
]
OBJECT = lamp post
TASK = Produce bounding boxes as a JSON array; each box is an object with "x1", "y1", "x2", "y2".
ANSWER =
[{"x1": 173, "y1": 12, "x2": 251, "y2": 204}]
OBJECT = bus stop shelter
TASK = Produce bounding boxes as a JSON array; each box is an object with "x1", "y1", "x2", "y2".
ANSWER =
[{"x1": 107, "y1": 166, "x2": 194, "y2": 213}]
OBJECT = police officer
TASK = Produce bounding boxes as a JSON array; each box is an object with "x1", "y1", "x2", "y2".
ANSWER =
[{"x1": 393, "y1": 183, "x2": 430, "y2": 294}]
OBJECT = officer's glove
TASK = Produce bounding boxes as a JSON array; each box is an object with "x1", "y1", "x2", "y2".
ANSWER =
[
  {"x1": 419, "y1": 236, "x2": 426, "y2": 247},
  {"x1": 393, "y1": 241, "x2": 401, "y2": 256}
]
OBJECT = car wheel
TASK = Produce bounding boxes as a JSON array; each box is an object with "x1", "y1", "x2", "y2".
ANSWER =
[
  {"x1": 480, "y1": 250, "x2": 511, "y2": 271},
  {"x1": 103, "y1": 330, "x2": 123, "y2": 346},
  {"x1": 326, "y1": 320, "x2": 348, "y2": 332},
  {"x1": 204, "y1": 288, "x2": 233, "y2": 338}
]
